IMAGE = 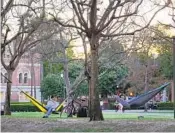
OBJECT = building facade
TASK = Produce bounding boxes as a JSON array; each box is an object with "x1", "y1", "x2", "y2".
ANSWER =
[{"x1": 1, "y1": 53, "x2": 42, "y2": 102}]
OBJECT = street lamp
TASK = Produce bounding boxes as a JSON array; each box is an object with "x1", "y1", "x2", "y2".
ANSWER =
[
  {"x1": 60, "y1": 73, "x2": 66, "y2": 98},
  {"x1": 173, "y1": 37, "x2": 175, "y2": 119},
  {"x1": 129, "y1": 92, "x2": 133, "y2": 96}
]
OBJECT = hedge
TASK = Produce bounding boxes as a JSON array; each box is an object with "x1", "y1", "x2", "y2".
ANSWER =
[
  {"x1": 157, "y1": 102, "x2": 174, "y2": 110},
  {"x1": 9, "y1": 101, "x2": 175, "y2": 111},
  {"x1": 107, "y1": 101, "x2": 174, "y2": 110},
  {"x1": 10, "y1": 102, "x2": 41, "y2": 112}
]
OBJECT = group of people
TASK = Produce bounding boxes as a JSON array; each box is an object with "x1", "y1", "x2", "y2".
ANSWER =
[{"x1": 43, "y1": 94, "x2": 124, "y2": 118}]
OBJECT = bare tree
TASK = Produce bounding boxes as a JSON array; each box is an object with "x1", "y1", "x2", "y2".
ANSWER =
[
  {"x1": 36, "y1": 28, "x2": 87, "y2": 111},
  {"x1": 48, "y1": 0, "x2": 170, "y2": 121},
  {"x1": 1, "y1": 0, "x2": 57, "y2": 115}
]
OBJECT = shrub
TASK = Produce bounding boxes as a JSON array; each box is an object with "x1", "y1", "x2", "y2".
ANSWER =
[
  {"x1": 157, "y1": 102, "x2": 174, "y2": 110},
  {"x1": 10, "y1": 102, "x2": 41, "y2": 112},
  {"x1": 108, "y1": 102, "x2": 116, "y2": 110}
]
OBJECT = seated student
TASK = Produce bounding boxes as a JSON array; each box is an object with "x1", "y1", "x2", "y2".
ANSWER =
[{"x1": 43, "y1": 95, "x2": 59, "y2": 118}]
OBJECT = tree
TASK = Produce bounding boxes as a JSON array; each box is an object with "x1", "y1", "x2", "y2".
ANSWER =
[
  {"x1": 125, "y1": 25, "x2": 173, "y2": 97},
  {"x1": 158, "y1": 47, "x2": 173, "y2": 79},
  {"x1": 98, "y1": 65, "x2": 128, "y2": 97},
  {"x1": 41, "y1": 74, "x2": 64, "y2": 99},
  {"x1": 151, "y1": 25, "x2": 173, "y2": 79},
  {"x1": 68, "y1": 61, "x2": 89, "y2": 97},
  {"x1": 1, "y1": 0, "x2": 57, "y2": 115},
  {"x1": 49, "y1": 0, "x2": 170, "y2": 121},
  {"x1": 36, "y1": 28, "x2": 84, "y2": 106}
]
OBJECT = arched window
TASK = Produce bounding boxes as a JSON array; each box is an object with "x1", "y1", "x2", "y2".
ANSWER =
[
  {"x1": 24, "y1": 73, "x2": 28, "y2": 83},
  {"x1": 19, "y1": 73, "x2": 23, "y2": 83},
  {"x1": 4, "y1": 73, "x2": 8, "y2": 83}
]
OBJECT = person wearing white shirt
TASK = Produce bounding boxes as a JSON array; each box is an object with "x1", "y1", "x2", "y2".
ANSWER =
[{"x1": 43, "y1": 95, "x2": 59, "y2": 118}]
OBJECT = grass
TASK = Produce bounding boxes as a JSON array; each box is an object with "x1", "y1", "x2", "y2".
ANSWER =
[{"x1": 2, "y1": 110, "x2": 174, "y2": 120}]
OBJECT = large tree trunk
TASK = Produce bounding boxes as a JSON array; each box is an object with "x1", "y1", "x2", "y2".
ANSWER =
[
  {"x1": 4, "y1": 70, "x2": 13, "y2": 115},
  {"x1": 89, "y1": 47, "x2": 104, "y2": 121}
]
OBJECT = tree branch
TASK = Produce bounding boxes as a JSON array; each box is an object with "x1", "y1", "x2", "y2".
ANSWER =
[
  {"x1": 101, "y1": 0, "x2": 170, "y2": 37},
  {"x1": 49, "y1": 13, "x2": 86, "y2": 32},
  {"x1": 1, "y1": 0, "x2": 14, "y2": 20}
]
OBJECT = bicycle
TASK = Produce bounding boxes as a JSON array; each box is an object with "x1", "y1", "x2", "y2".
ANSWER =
[{"x1": 60, "y1": 98, "x2": 88, "y2": 117}]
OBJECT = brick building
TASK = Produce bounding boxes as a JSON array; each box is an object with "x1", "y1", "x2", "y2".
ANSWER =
[{"x1": 0, "y1": 53, "x2": 42, "y2": 102}]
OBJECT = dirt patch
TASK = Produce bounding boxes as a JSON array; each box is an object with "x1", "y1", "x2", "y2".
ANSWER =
[{"x1": 1, "y1": 117, "x2": 175, "y2": 132}]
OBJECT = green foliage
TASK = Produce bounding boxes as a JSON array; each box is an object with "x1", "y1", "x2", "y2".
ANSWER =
[
  {"x1": 99, "y1": 65, "x2": 128, "y2": 96},
  {"x1": 157, "y1": 102, "x2": 174, "y2": 110},
  {"x1": 43, "y1": 61, "x2": 63, "y2": 77},
  {"x1": 11, "y1": 103, "x2": 40, "y2": 112},
  {"x1": 74, "y1": 81, "x2": 88, "y2": 97},
  {"x1": 108, "y1": 102, "x2": 116, "y2": 110},
  {"x1": 66, "y1": 46, "x2": 75, "y2": 59},
  {"x1": 42, "y1": 44, "x2": 75, "y2": 77},
  {"x1": 137, "y1": 52, "x2": 150, "y2": 65},
  {"x1": 41, "y1": 74, "x2": 64, "y2": 99},
  {"x1": 153, "y1": 25, "x2": 173, "y2": 79},
  {"x1": 11, "y1": 102, "x2": 33, "y2": 105},
  {"x1": 68, "y1": 61, "x2": 88, "y2": 96},
  {"x1": 68, "y1": 61, "x2": 84, "y2": 81},
  {"x1": 157, "y1": 46, "x2": 173, "y2": 79}
]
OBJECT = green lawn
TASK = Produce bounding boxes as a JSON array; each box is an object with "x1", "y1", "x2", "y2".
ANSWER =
[{"x1": 3, "y1": 110, "x2": 174, "y2": 120}]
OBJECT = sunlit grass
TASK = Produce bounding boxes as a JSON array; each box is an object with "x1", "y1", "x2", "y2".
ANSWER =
[{"x1": 2, "y1": 110, "x2": 174, "y2": 120}]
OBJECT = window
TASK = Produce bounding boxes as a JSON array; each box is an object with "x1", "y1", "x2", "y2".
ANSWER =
[
  {"x1": 19, "y1": 73, "x2": 22, "y2": 83},
  {"x1": 24, "y1": 73, "x2": 28, "y2": 83},
  {"x1": 4, "y1": 73, "x2": 7, "y2": 83}
]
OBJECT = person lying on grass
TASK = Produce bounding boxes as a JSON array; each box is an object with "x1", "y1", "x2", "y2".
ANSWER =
[{"x1": 43, "y1": 95, "x2": 59, "y2": 118}]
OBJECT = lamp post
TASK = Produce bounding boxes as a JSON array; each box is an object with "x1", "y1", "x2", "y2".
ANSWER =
[
  {"x1": 60, "y1": 74, "x2": 66, "y2": 98},
  {"x1": 173, "y1": 37, "x2": 175, "y2": 119}
]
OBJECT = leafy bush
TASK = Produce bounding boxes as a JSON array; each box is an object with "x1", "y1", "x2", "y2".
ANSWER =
[
  {"x1": 108, "y1": 102, "x2": 116, "y2": 110},
  {"x1": 11, "y1": 102, "x2": 41, "y2": 112},
  {"x1": 157, "y1": 102, "x2": 174, "y2": 110},
  {"x1": 41, "y1": 74, "x2": 64, "y2": 99},
  {"x1": 11, "y1": 102, "x2": 33, "y2": 105}
]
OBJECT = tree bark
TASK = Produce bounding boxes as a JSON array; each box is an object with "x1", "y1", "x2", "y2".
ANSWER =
[
  {"x1": 144, "y1": 64, "x2": 148, "y2": 112},
  {"x1": 89, "y1": 43, "x2": 104, "y2": 121},
  {"x1": 4, "y1": 70, "x2": 13, "y2": 115},
  {"x1": 144, "y1": 64, "x2": 148, "y2": 92}
]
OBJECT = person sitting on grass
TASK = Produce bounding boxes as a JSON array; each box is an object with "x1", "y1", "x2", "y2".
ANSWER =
[{"x1": 43, "y1": 95, "x2": 59, "y2": 118}]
